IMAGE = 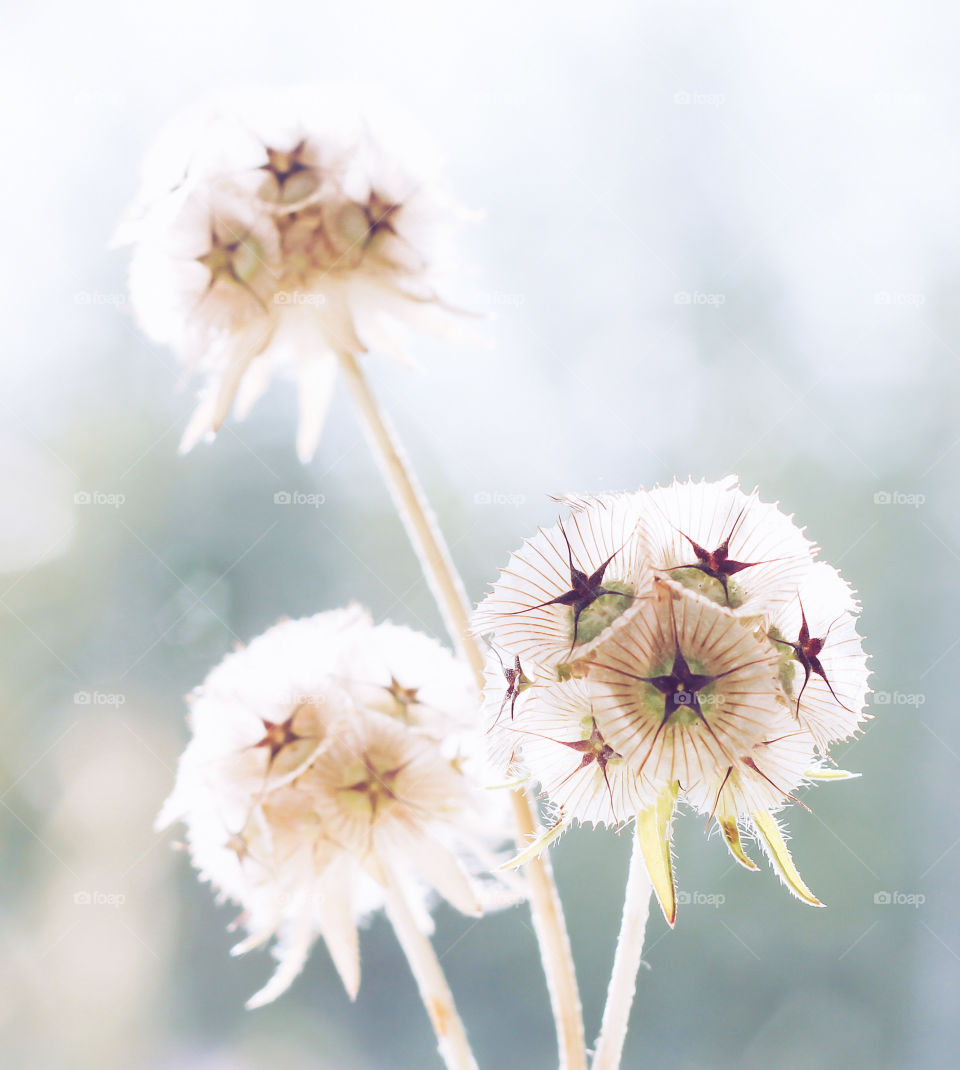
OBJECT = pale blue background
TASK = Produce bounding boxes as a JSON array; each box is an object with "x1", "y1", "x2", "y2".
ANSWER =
[{"x1": 2, "y1": 2, "x2": 958, "y2": 1067}]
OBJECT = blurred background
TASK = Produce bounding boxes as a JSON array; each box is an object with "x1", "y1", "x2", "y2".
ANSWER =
[{"x1": 2, "y1": 1, "x2": 958, "y2": 1067}]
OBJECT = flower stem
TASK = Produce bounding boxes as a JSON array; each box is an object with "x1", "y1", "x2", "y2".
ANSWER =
[
  {"x1": 339, "y1": 351, "x2": 587, "y2": 1070},
  {"x1": 590, "y1": 837, "x2": 653, "y2": 1070},
  {"x1": 339, "y1": 351, "x2": 484, "y2": 680},
  {"x1": 383, "y1": 869, "x2": 479, "y2": 1070}
]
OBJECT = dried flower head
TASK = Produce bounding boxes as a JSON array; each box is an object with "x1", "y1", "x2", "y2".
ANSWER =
[
  {"x1": 120, "y1": 87, "x2": 467, "y2": 461},
  {"x1": 475, "y1": 478, "x2": 871, "y2": 921},
  {"x1": 158, "y1": 606, "x2": 513, "y2": 1008},
  {"x1": 633, "y1": 475, "x2": 817, "y2": 614},
  {"x1": 516, "y1": 677, "x2": 659, "y2": 828},
  {"x1": 473, "y1": 494, "x2": 651, "y2": 673},
  {"x1": 588, "y1": 579, "x2": 787, "y2": 789},
  {"x1": 767, "y1": 561, "x2": 870, "y2": 752}
]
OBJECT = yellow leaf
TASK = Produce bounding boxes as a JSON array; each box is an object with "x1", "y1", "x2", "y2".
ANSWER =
[
  {"x1": 805, "y1": 767, "x2": 861, "y2": 781},
  {"x1": 636, "y1": 781, "x2": 680, "y2": 926},
  {"x1": 500, "y1": 814, "x2": 570, "y2": 870},
  {"x1": 720, "y1": 818, "x2": 759, "y2": 871},
  {"x1": 752, "y1": 810, "x2": 823, "y2": 907}
]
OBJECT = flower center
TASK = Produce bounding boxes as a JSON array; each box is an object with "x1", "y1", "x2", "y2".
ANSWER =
[
  {"x1": 197, "y1": 231, "x2": 265, "y2": 287},
  {"x1": 337, "y1": 756, "x2": 406, "y2": 821},
  {"x1": 571, "y1": 580, "x2": 634, "y2": 646}
]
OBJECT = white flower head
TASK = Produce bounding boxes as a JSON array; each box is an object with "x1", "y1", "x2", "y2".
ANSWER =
[
  {"x1": 516, "y1": 678, "x2": 660, "y2": 828},
  {"x1": 479, "y1": 478, "x2": 871, "y2": 919},
  {"x1": 768, "y1": 561, "x2": 871, "y2": 752},
  {"x1": 692, "y1": 719, "x2": 816, "y2": 821},
  {"x1": 121, "y1": 86, "x2": 469, "y2": 461},
  {"x1": 587, "y1": 578, "x2": 787, "y2": 791},
  {"x1": 473, "y1": 494, "x2": 651, "y2": 675},
  {"x1": 633, "y1": 476, "x2": 818, "y2": 616},
  {"x1": 480, "y1": 643, "x2": 537, "y2": 778},
  {"x1": 333, "y1": 619, "x2": 478, "y2": 743},
  {"x1": 159, "y1": 607, "x2": 513, "y2": 1009}
]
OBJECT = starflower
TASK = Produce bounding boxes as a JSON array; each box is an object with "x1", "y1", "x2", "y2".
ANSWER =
[
  {"x1": 767, "y1": 560, "x2": 871, "y2": 752},
  {"x1": 158, "y1": 606, "x2": 514, "y2": 1009},
  {"x1": 473, "y1": 494, "x2": 651, "y2": 672},
  {"x1": 474, "y1": 478, "x2": 871, "y2": 923},
  {"x1": 120, "y1": 87, "x2": 466, "y2": 460}
]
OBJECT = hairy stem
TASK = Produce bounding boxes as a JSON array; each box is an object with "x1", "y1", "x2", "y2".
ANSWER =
[
  {"x1": 339, "y1": 351, "x2": 484, "y2": 679},
  {"x1": 590, "y1": 837, "x2": 653, "y2": 1070},
  {"x1": 383, "y1": 870, "x2": 479, "y2": 1070},
  {"x1": 339, "y1": 351, "x2": 587, "y2": 1070}
]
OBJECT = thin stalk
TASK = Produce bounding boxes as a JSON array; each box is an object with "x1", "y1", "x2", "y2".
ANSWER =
[
  {"x1": 383, "y1": 870, "x2": 479, "y2": 1070},
  {"x1": 339, "y1": 351, "x2": 483, "y2": 680},
  {"x1": 590, "y1": 837, "x2": 653, "y2": 1070},
  {"x1": 339, "y1": 351, "x2": 587, "y2": 1070}
]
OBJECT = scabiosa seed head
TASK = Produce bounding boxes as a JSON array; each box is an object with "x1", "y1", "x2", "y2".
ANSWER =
[
  {"x1": 476, "y1": 477, "x2": 871, "y2": 919},
  {"x1": 472, "y1": 494, "x2": 651, "y2": 676},
  {"x1": 480, "y1": 644, "x2": 537, "y2": 779},
  {"x1": 633, "y1": 475, "x2": 818, "y2": 614},
  {"x1": 515, "y1": 678, "x2": 660, "y2": 828},
  {"x1": 120, "y1": 87, "x2": 468, "y2": 461},
  {"x1": 158, "y1": 606, "x2": 514, "y2": 1009},
  {"x1": 767, "y1": 561, "x2": 871, "y2": 752},
  {"x1": 587, "y1": 578, "x2": 787, "y2": 789}
]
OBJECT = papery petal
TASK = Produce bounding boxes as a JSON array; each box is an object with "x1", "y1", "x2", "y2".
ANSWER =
[
  {"x1": 769, "y1": 562, "x2": 870, "y2": 750},
  {"x1": 633, "y1": 477, "x2": 817, "y2": 617},
  {"x1": 589, "y1": 580, "x2": 786, "y2": 790},
  {"x1": 473, "y1": 494, "x2": 651, "y2": 671}
]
